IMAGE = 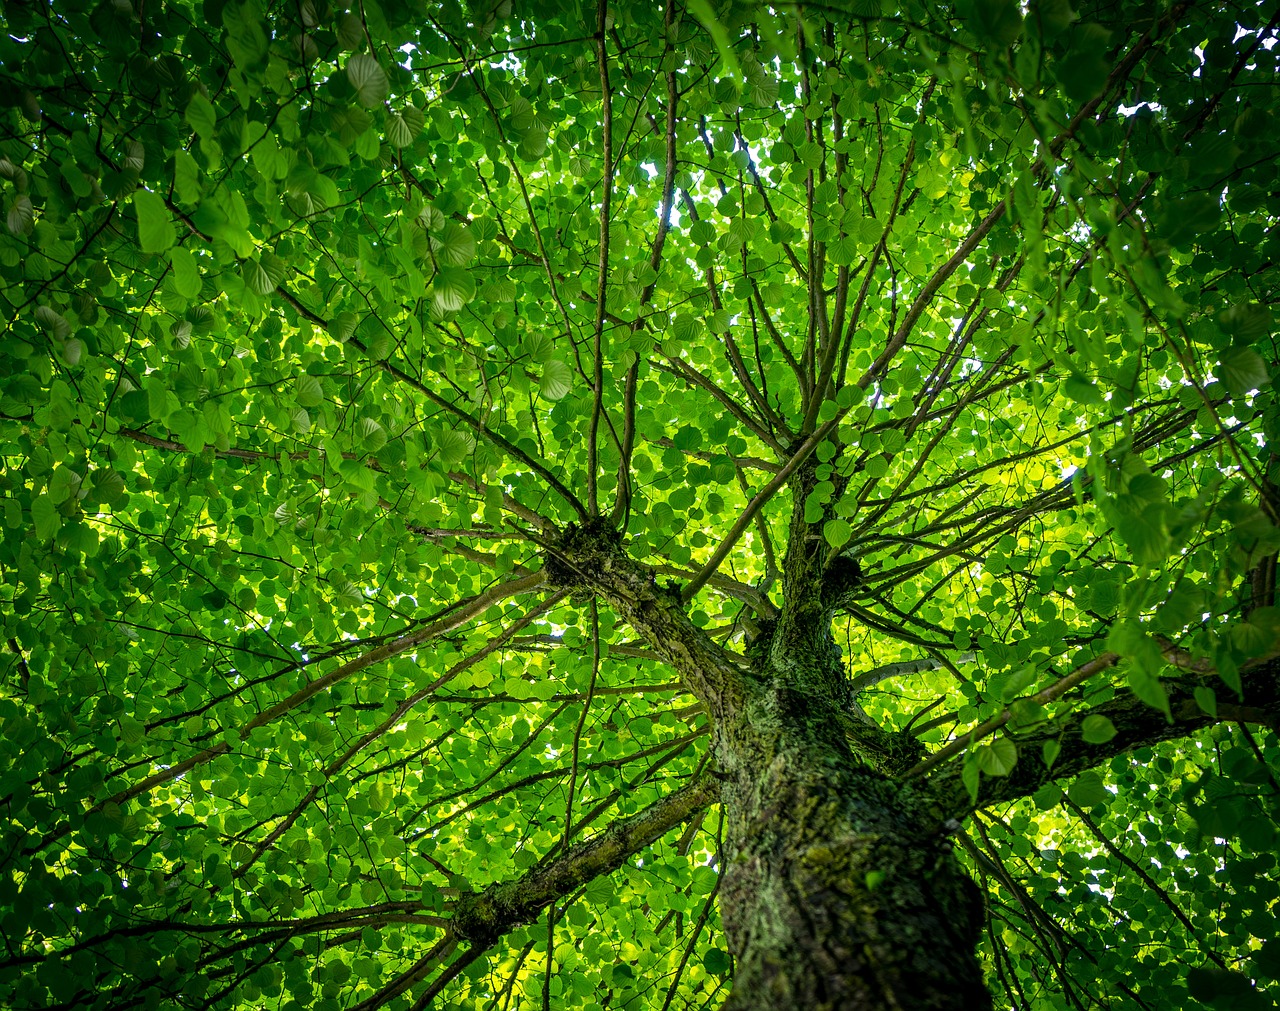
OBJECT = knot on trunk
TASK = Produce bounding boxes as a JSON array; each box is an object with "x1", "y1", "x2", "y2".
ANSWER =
[
  {"x1": 448, "y1": 892, "x2": 500, "y2": 947},
  {"x1": 542, "y1": 518, "x2": 628, "y2": 599},
  {"x1": 820, "y1": 553, "x2": 863, "y2": 612}
]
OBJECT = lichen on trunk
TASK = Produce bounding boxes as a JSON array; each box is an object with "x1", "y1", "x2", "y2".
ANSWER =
[{"x1": 713, "y1": 680, "x2": 991, "y2": 1011}]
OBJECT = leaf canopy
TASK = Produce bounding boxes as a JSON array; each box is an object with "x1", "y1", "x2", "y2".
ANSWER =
[{"x1": 1, "y1": 0, "x2": 1279, "y2": 1008}]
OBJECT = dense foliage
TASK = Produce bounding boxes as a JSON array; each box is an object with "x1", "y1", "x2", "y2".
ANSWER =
[{"x1": 1, "y1": 0, "x2": 1279, "y2": 1007}]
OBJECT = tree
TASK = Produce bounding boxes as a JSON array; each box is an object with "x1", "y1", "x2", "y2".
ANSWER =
[{"x1": 1, "y1": 0, "x2": 1278, "y2": 1006}]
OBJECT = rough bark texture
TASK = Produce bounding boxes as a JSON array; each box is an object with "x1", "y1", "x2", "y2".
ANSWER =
[
  {"x1": 711, "y1": 457, "x2": 993, "y2": 1008},
  {"x1": 713, "y1": 675, "x2": 990, "y2": 1010},
  {"x1": 721, "y1": 691, "x2": 988, "y2": 1008}
]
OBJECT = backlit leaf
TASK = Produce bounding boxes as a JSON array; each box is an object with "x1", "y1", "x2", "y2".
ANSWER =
[
  {"x1": 539, "y1": 360, "x2": 573, "y2": 401},
  {"x1": 976, "y1": 737, "x2": 1018, "y2": 776},
  {"x1": 346, "y1": 53, "x2": 389, "y2": 108},
  {"x1": 135, "y1": 189, "x2": 176, "y2": 253}
]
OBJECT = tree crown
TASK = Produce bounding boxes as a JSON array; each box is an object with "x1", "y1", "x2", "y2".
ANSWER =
[{"x1": 1, "y1": 0, "x2": 1278, "y2": 1007}]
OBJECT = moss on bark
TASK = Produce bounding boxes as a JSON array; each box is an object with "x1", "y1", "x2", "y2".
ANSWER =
[{"x1": 713, "y1": 677, "x2": 989, "y2": 1010}]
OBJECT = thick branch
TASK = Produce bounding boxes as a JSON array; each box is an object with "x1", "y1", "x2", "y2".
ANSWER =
[
  {"x1": 544, "y1": 522, "x2": 746, "y2": 711},
  {"x1": 933, "y1": 654, "x2": 1280, "y2": 813},
  {"x1": 449, "y1": 771, "x2": 717, "y2": 945}
]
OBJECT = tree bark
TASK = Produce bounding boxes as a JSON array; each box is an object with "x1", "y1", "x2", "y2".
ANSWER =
[{"x1": 713, "y1": 681, "x2": 991, "y2": 1011}]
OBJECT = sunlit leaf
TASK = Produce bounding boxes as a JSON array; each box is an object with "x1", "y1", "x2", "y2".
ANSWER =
[
  {"x1": 539, "y1": 359, "x2": 573, "y2": 401},
  {"x1": 976, "y1": 737, "x2": 1018, "y2": 776},
  {"x1": 134, "y1": 189, "x2": 176, "y2": 253},
  {"x1": 1081, "y1": 714, "x2": 1117, "y2": 744}
]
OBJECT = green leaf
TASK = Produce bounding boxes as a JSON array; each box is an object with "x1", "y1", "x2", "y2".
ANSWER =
[
  {"x1": 823, "y1": 519, "x2": 851, "y2": 550},
  {"x1": 1080, "y1": 714, "x2": 1117, "y2": 744},
  {"x1": 336, "y1": 11, "x2": 364, "y2": 49},
  {"x1": 90, "y1": 468, "x2": 126, "y2": 503},
  {"x1": 670, "y1": 314, "x2": 702, "y2": 342},
  {"x1": 437, "y1": 429, "x2": 474, "y2": 464},
  {"x1": 1067, "y1": 770, "x2": 1108, "y2": 808},
  {"x1": 432, "y1": 267, "x2": 474, "y2": 312},
  {"x1": 386, "y1": 108, "x2": 424, "y2": 148},
  {"x1": 703, "y1": 948, "x2": 730, "y2": 975},
  {"x1": 430, "y1": 222, "x2": 476, "y2": 267},
  {"x1": 1193, "y1": 685, "x2": 1217, "y2": 718},
  {"x1": 186, "y1": 92, "x2": 217, "y2": 138},
  {"x1": 7, "y1": 193, "x2": 33, "y2": 235},
  {"x1": 976, "y1": 737, "x2": 1017, "y2": 776},
  {"x1": 295, "y1": 375, "x2": 324, "y2": 408},
  {"x1": 1008, "y1": 698, "x2": 1045, "y2": 728},
  {"x1": 539, "y1": 360, "x2": 573, "y2": 401},
  {"x1": 673, "y1": 425, "x2": 702, "y2": 451},
  {"x1": 119, "y1": 714, "x2": 147, "y2": 745},
  {"x1": 1033, "y1": 784, "x2": 1063, "y2": 809},
  {"x1": 328, "y1": 311, "x2": 359, "y2": 342},
  {"x1": 611, "y1": 963, "x2": 635, "y2": 985},
  {"x1": 1042, "y1": 739, "x2": 1061, "y2": 770},
  {"x1": 1218, "y1": 303, "x2": 1272, "y2": 343},
  {"x1": 347, "y1": 54, "x2": 389, "y2": 108},
  {"x1": 1106, "y1": 619, "x2": 1146, "y2": 656},
  {"x1": 357, "y1": 417, "x2": 387, "y2": 451},
  {"x1": 31, "y1": 494, "x2": 61, "y2": 540},
  {"x1": 170, "y1": 246, "x2": 202, "y2": 299},
  {"x1": 35, "y1": 305, "x2": 71, "y2": 339},
  {"x1": 1063, "y1": 373, "x2": 1103, "y2": 405},
  {"x1": 1230, "y1": 619, "x2": 1274, "y2": 657},
  {"x1": 244, "y1": 253, "x2": 286, "y2": 295},
  {"x1": 1000, "y1": 663, "x2": 1038, "y2": 701},
  {"x1": 173, "y1": 150, "x2": 203, "y2": 204},
  {"x1": 1220, "y1": 347, "x2": 1269, "y2": 397},
  {"x1": 135, "y1": 189, "x2": 176, "y2": 253},
  {"x1": 470, "y1": 216, "x2": 498, "y2": 243},
  {"x1": 1114, "y1": 507, "x2": 1168, "y2": 564}
]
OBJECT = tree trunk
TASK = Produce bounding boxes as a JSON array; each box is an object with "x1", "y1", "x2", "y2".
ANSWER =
[
  {"x1": 714, "y1": 681, "x2": 992, "y2": 1011},
  {"x1": 547, "y1": 523, "x2": 994, "y2": 1008}
]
